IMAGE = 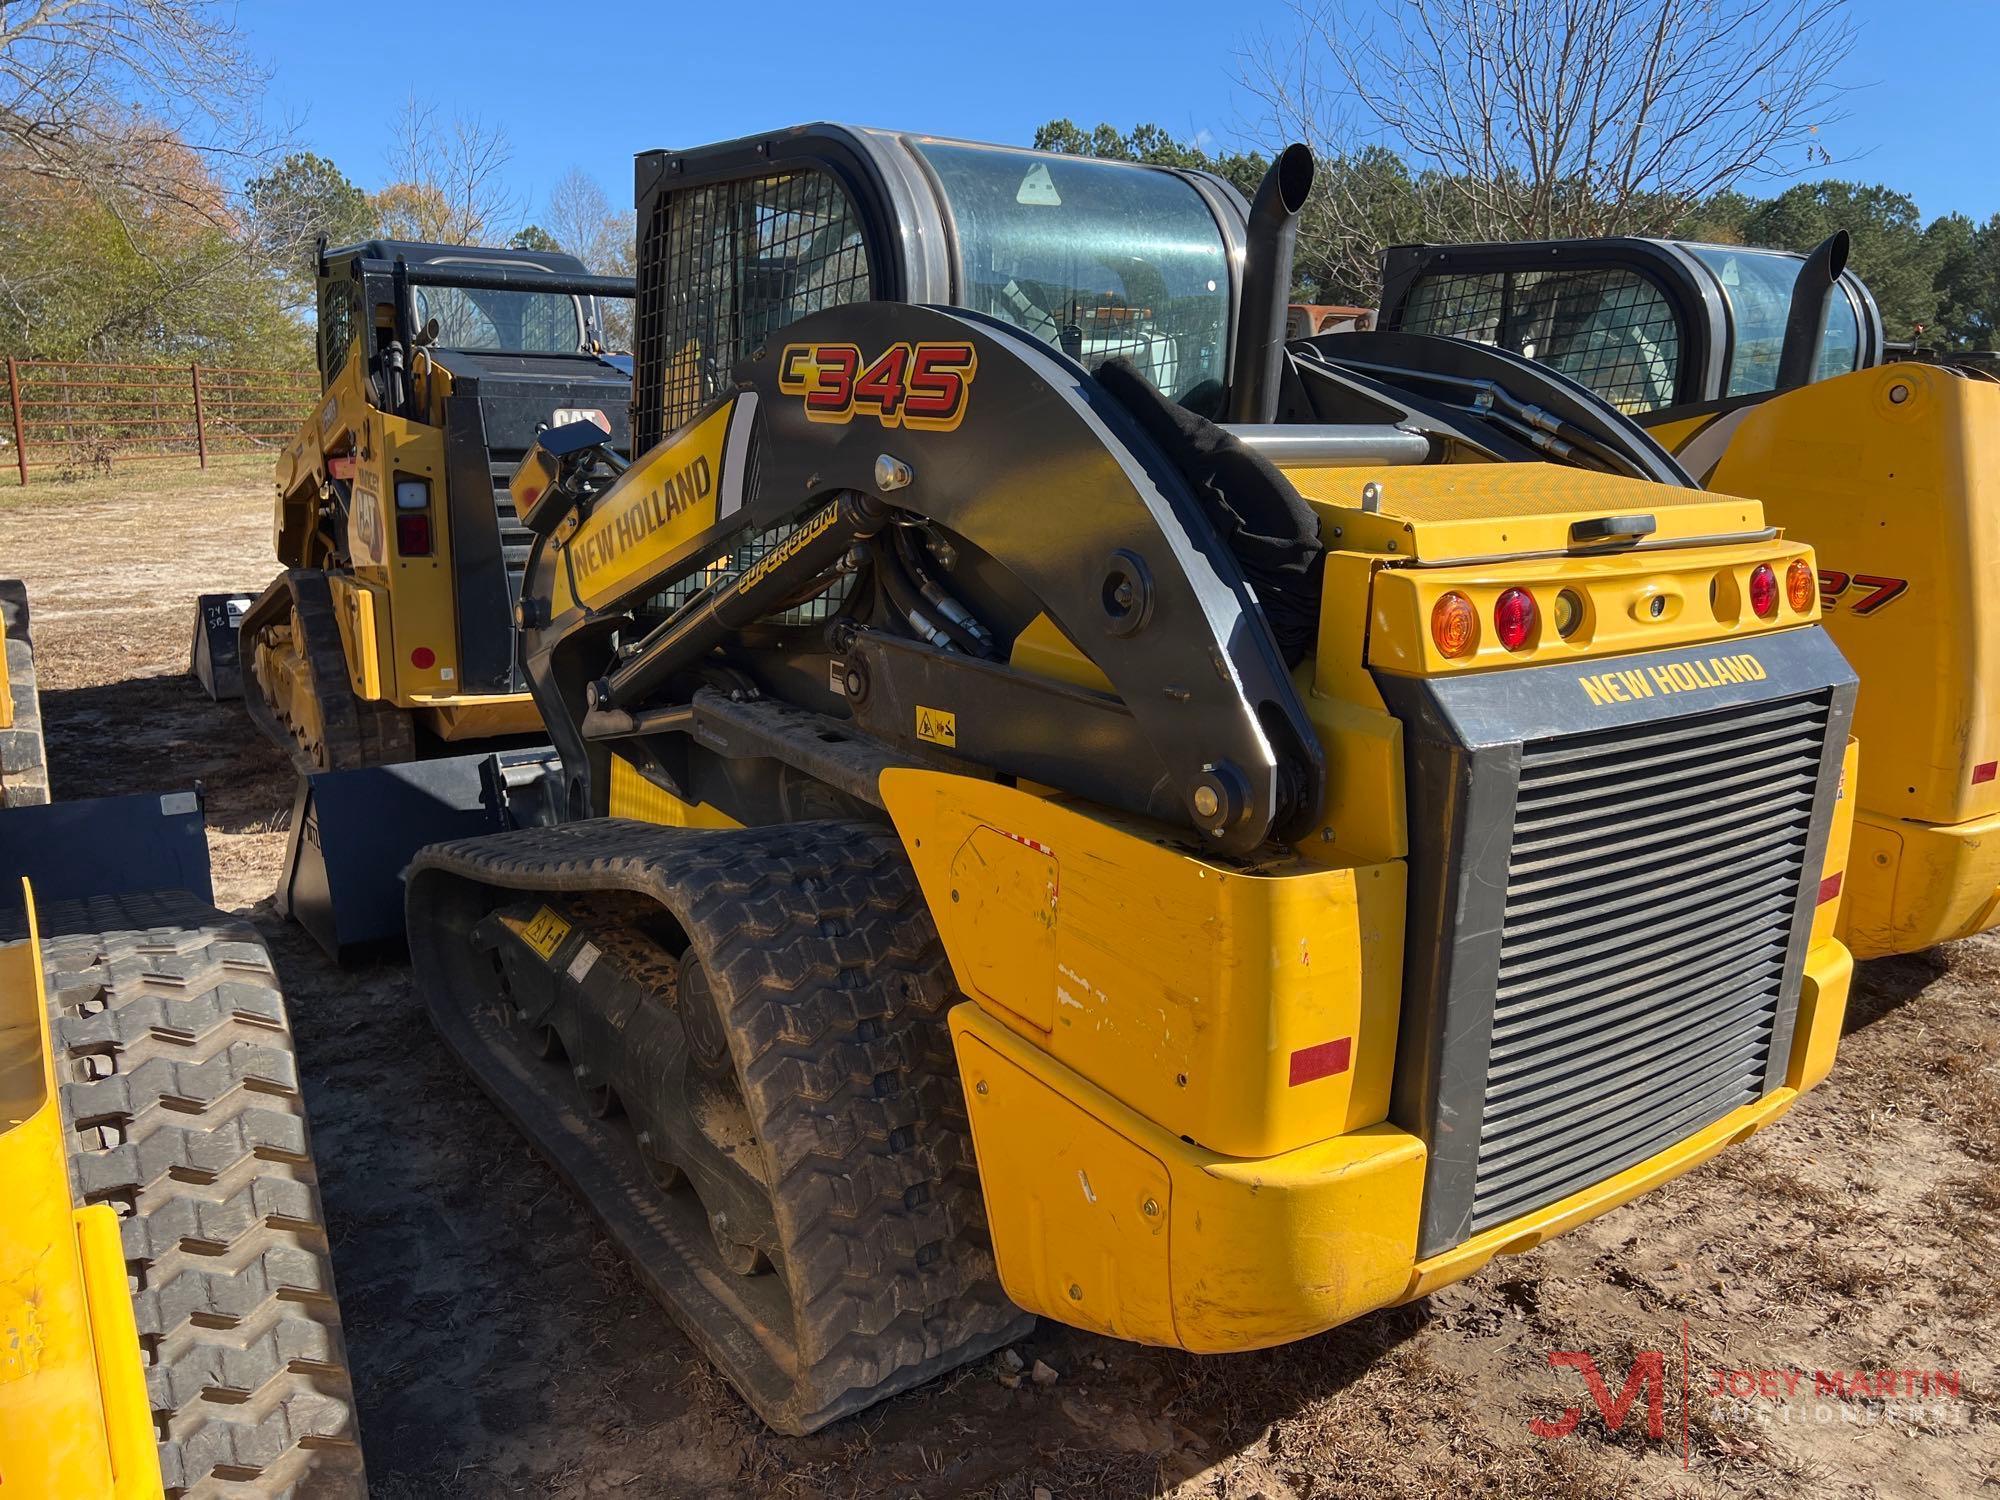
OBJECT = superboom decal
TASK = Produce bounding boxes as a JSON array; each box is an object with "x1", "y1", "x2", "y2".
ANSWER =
[{"x1": 779, "y1": 341, "x2": 977, "y2": 430}]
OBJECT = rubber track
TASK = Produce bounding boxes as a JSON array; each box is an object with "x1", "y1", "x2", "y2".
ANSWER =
[
  {"x1": 407, "y1": 817, "x2": 1034, "y2": 1433},
  {"x1": 0, "y1": 578, "x2": 51, "y2": 805},
  {"x1": 41, "y1": 891, "x2": 366, "y2": 1498},
  {"x1": 241, "y1": 570, "x2": 413, "y2": 775}
]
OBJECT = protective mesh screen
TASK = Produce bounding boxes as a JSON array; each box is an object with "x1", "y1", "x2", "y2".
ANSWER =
[
  {"x1": 634, "y1": 168, "x2": 872, "y2": 452},
  {"x1": 1397, "y1": 267, "x2": 1682, "y2": 414}
]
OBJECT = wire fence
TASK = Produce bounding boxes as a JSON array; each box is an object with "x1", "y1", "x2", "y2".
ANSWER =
[{"x1": 2, "y1": 357, "x2": 317, "y2": 486}]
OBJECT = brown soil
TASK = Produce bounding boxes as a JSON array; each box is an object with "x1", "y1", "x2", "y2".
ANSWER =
[{"x1": 8, "y1": 466, "x2": 1996, "y2": 1498}]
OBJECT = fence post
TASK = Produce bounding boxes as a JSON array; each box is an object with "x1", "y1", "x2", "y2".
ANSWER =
[
  {"x1": 190, "y1": 363, "x2": 208, "y2": 469},
  {"x1": 6, "y1": 358, "x2": 24, "y2": 487}
]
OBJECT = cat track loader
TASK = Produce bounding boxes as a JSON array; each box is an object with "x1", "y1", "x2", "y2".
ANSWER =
[
  {"x1": 0, "y1": 584, "x2": 364, "y2": 1497},
  {"x1": 227, "y1": 239, "x2": 634, "y2": 776},
  {"x1": 403, "y1": 125, "x2": 1858, "y2": 1435},
  {"x1": 1381, "y1": 233, "x2": 2000, "y2": 956}
]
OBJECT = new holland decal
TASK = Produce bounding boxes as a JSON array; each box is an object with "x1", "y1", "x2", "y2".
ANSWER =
[
  {"x1": 567, "y1": 402, "x2": 731, "y2": 608},
  {"x1": 778, "y1": 341, "x2": 977, "y2": 430},
  {"x1": 1579, "y1": 652, "x2": 1768, "y2": 707}
]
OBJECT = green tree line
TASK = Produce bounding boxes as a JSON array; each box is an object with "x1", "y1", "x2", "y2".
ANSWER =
[{"x1": 1036, "y1": 120, "x2": 2000, "y2": 351}]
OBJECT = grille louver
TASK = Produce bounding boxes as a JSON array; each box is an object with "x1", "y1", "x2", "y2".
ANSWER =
[{"x1": 1466, "y1": 690, "x2": 1832, "y2": 1232}]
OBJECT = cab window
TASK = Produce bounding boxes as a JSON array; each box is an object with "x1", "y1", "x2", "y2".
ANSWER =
[
  {"x1": 412, "y1": 270, "x2": 585, "y2": 355},
  {"x1": 912, "y1": 142, "x2": 1231, "y2": 407},
  {"x1": 1684, "y1": 247, "x2": 1861, "y2": 396},
  {"x1": 1398, "y1": 266, "x2": 1682, "y2": 414},
  {"x1": 635, "y1": 168, "x2": 872, "y2": 449},
  {"x1": 319, "y1": 278, "x2": 360, "y2": 383}
]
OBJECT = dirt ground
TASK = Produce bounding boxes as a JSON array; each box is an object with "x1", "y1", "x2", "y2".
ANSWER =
[{"x1": 8, "y1": 462, "x2": 1997, "y2": 1498}]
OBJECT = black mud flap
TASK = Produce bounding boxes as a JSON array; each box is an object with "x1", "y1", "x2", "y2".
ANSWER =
[
  {"x1": 278, "y1": 756, "x2": 512, "y2": 962},
  {"x1": 0, "y1": 787, "x2": 211, "y2": 907},
  {"x1": 189, "y1": 591, "x2": 257, "y2": 700}
]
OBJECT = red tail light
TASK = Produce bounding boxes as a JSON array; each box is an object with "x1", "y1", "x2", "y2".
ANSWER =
[
  {"x1": 1494, "y1": 588, "x2": 1537, "y2": 650},
  {"x1": 1749, "y1": 564, "x2": 1778, "y2": 619},
  {"x1": 397, "y1": 514, "x2": 433, "y2": 556}
]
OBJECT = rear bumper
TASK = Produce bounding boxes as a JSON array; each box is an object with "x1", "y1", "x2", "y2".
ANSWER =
[
  {"x1": 951, "y1": 931, "x2": 1851, "y2": 1352},
  {"x1": 1842, "y1": 805, "x2": 2000, "y2": 957}
]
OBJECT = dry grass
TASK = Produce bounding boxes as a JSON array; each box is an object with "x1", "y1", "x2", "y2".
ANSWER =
[{"x1": 0, "y1": 451, "x2": 270, "y2": 503}]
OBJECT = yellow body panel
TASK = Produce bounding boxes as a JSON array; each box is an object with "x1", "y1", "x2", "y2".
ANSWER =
[
  {"x1": 608, "y1": 757, "x2": 744, "y2": 828},
  {"x1": 950, "y1": 930, "x2": 1852, "y2": 1348},
  {"x1": 1359, "y1": 535, "x2": 1820, "y2": 675},
  {"x1": 1647, "y1": 365, "x2": 2000, "y2": 952},
  {"x1": 413, "y1": 694, "x2": 543, "y2": 743},
  {"x1": 0, "y1": 893, "x2": 161, "y2": 1498},
  {"x1": 556, "y1": 402, "x2": 734, "y2": 615},
  {"x1": 1285, "y1": 460, "x2": 1765, "y2": 563},
  {"x1": 270, "y1": 335, "x2": 518, "y2": 713},
  {"x1": 880, "y1": 771, "x2": 1405, "y2": 1161},
  {"x1": 954, "y1": 1006, "x2": 1425, "y2": 1350},
  {"x1": 887, "y1": 611, "x2": 1857, "y2": 1349}
]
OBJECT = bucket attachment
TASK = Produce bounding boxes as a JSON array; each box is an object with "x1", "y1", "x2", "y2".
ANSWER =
[
  {"x1": 277, "y1": 755, "x2": 516, "y2": 962},
  {"x1": 190, "y1": 591, "x2": 257, "y2": 700},
  {"x1": 0, "y1": 787, "x2": 211, "y2": 906}
]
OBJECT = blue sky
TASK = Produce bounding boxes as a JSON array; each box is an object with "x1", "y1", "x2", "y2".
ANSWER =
[{"x1": 248, "y1": 0, "x2": 1998, "y2": 225}]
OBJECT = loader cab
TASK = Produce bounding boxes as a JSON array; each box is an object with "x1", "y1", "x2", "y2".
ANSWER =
[
  {"x1": 1377, "y1": 237, "x2": 1885, "y2": 418},
  {"x1": 313, "y1": 238, "x2": 615, "y2": 390},
  {"x1": 630, "y1": 124, "x2": 1248, "y2": 454}
]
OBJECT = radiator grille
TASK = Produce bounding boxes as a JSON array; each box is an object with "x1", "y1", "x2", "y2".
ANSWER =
[{"x1": 1468, "y1": 690, "x2": 1830, "y2": 1232}]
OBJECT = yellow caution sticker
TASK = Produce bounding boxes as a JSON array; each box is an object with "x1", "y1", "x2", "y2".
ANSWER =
[
  {"x1": 513, "y1": 905, "x2": 573, "y2": 961},
  {"x1": 916, "y1": 705, "x2": 957, "y2": 747}
]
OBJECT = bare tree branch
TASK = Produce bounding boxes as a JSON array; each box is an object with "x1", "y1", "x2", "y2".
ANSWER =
[
  {"x1": 374, "y1": 96, "x2": 518, "y2": 245},
  {"x1": 0, "y1": 0, "x2": 275, "y2": 217},
  {"x1": 1243, "y1": 0, "x2": 1856, "y2": 289}
]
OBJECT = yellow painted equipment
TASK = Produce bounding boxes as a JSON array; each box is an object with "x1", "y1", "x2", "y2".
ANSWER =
[
  {"x1": 400, "y1": 128, "x2": 1859, "y2": 1434},
  {"x1": 228, "y1": 239, "x2": 634, "y2": 775},
  {"x1": 1382, "y1": 232, "x2": 2000, "y2": 956}
]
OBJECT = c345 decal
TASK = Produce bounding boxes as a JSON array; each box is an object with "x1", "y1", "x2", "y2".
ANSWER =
[
  {"x1": 1817, "y1": 570, "x2": 1908, "y2": 616},
  {"x1": 778, "y1": 341, "x2": 977, "y2": 431}
]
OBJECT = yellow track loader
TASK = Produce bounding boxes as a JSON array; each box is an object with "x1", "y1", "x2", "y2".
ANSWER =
[
  {"x1": 1380, "y1": 234, "x2": 2000, "y2": 957},
  {"x1": 0, "y1": 586, "x2": 364, "y2": 1496},
  {"x1": 223, "y1": 239, "x2": 634, "y2": 775},
  {"x1": 401, "y1": 126, "x2": 1858, "y2": 1434}
]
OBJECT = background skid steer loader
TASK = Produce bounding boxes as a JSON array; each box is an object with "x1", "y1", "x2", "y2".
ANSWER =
[
  {"x1": 203, "y1": 240, "x2": 636, "y2": 960},
  {"x1": 0, "y1": 585, "x2": 365, "y2": 1497},
  {"x1": 395, "y1": 126, "x2": 1856, "y2": 1436},
  {"x1": 1380, "y1": 233, "x2": 2000, "y2": 956}
]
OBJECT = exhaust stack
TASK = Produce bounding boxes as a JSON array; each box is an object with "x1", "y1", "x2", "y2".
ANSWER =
[
  {"x1": 1775, "y1": 230, "x2": 1850, "y2": 392},
  {"x1": 1226, "y1": 143, "x2": 1315, "y2": 425}
]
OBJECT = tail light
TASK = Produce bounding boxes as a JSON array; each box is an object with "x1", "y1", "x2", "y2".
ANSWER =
[
  {"x1": 1494, "y1": 588, "x2": 1537, "y2": 650},
  {"x1": 393, "y1": 473, "x2": 433, "y2": 556},
  {"x1": 1749, "y1": 564, "x2": 1778, "y2": 619},
  {"x1": 1553, "y1": 588, "x2": 1584, "y2": 638},
  {"x1": 1432, "y1": 591, "x2": 1478, "y2": 658},
  {"x1": 1786, "y1": 558, "x2": 1816, "y2": 612}
]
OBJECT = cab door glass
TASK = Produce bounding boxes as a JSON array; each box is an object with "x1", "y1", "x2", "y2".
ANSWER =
[
  {"x1": 913, "y1": 142, "x2": 1232, "y2": 407},
  {"x1": 1687, "y1": 247, "x2": 1862, "y2": 395}
]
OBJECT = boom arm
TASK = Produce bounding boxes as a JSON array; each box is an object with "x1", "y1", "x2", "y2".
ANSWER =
[{"x1": 514, "y1": 302, "x2": 1327, "y2": 855}]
